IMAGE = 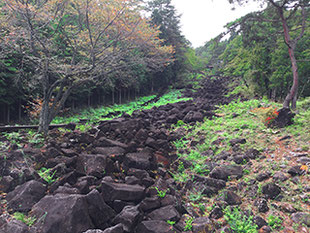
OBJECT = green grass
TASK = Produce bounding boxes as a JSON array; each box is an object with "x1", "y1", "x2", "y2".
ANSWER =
[
  {"x1": 224, "y1": 207, "x2": 258, "y2": 233},
  {"x1": 13, "y1": 212, "x2": 36, "y2": 226},
  {"x1": 170, "y1": 97, "x2": 310, "y2": 183},
  {"x1": 51, "y1": 89, "x2": 191, "y2": 125}
]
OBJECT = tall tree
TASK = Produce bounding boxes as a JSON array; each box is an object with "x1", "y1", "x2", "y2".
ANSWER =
[
  {"x1": 0, "y1": 0, "x2": 173, "y2": 133},
  {"x1": 147, "y1": 0, "x2": 188, "y2": 89},
  {"x1": 229, "y1": 0, "x2": 309, "y2": 109}
]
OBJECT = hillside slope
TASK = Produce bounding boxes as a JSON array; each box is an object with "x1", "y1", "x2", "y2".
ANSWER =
[{"x1": 0, "y1": 76, "x2": 309, "y2": 233}]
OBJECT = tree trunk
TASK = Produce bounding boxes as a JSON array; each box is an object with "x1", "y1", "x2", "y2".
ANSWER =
[
  {"x1": 7, "y1": 104, "x2": 10, "y2": 123},
  {"x1": 38, "y1": 99, "x2": 50, "y2": 134},
  {"x1": 276, "y1": 5, "x2": 301, "y2": 109},
  {"x1": 283, "y1": 47, "x2": 299, "y2": 109},
  {"x1": 88, "y1": 94, "x2": 91, "y2": 107},
  {"x1": 18, "y1": 99, "x2": 22, "y2": 122},
  {"x1": 112, "y1": 88, "x2": 115, "y2": 105},
  {"x1": 119, "y1": 89, "x2": 122, "y2": 104}
]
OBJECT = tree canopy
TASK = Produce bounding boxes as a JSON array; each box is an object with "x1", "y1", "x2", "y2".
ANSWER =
[{"x1": 0, "y1": 0, "x2": 174, "y2": 132}]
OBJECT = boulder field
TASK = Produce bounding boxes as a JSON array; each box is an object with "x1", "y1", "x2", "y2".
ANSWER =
[{"x1": 1, "y1": 77, "x2": 308, "y2": 233}]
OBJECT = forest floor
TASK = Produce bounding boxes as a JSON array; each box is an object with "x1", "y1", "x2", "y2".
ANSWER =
[{"x1": 0, "y1": 76, "x2": 309, "y2": 233}]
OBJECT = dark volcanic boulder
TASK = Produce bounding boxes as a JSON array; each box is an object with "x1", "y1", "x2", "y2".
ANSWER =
[
  {"x1": 95, "y1": 137, "x2": 128, "y2": 149},
  {"x1": 209, "y1": 165, "x2": 243, "y2": 181},
  {"x1": 291, "y1": 212, "x2": 310, "y2": 227},
  {"x1": 85, "y1": 190, "x2": 116, "y2": 229},
  {"x1": 216, "y1": 190, "x2": 242, "y2": 205},
  {"x1": 262, "y1": 183, "x2": 281, "y2": 199},
  {"x1": 183, "y1": 111, "x2": 204, "y2": 123},
  {"x1": 123, "y1": 151, "x2": 156, "y2": 170},
  {"x1": 136, "y1": 220, "x2": 174, "y2": 233},
  {"x1": 192, "y1": 217, "x2": 214, "y2": 233},
  {"x1": 112, "y1": 205, "x2": 141, "y2": 232},
  {"x1": 269, "y1": 107, "x2": 294, "y2": 128},
  {"x1": 7, "y1": 180, "x2": 47, "y2": 213},
  {"x1": 101, "y1": 181, "x2": 145, "y2": 202},
  {"x1": 0, "y1": 219, "x2": 32, "y2": 233},
  {"x1": 148, "y1": 205, "x2": 180, "y2": 222},
  {"x1": 102, "y1": 224, "x2": 124, "y2": 233},
  {"x1": 31, "y1": 194, "x2": 95, "y2": 233},
  {"x1": 77, "y1": 154, "x2": 107, "y2": 178},
  {"x1": 93, "y1": 147, "x2": 125, "y2": 157}
]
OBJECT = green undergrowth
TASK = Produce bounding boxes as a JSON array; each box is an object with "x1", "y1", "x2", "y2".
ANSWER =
[
  {"x1": 52, "y1": 89, "x2": 191, "y2": 125},
  {"x1": 171, "y1": 97, "x2": 310, "y2": 184}
]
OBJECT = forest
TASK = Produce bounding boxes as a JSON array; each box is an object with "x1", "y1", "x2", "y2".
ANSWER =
[{"x1": 0, "y1": 0, "x2": 309, "y2": 233}]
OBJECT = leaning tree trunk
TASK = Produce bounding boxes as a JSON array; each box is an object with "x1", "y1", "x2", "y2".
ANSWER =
[
  {"x1": 38, "y1": 99, "x2": 51, "y2": 134},
  {"x1": 283, "y1": 46, "x2": 299, "y2": 109}
]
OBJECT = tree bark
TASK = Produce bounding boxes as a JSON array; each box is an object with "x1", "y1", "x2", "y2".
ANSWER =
[
  {"x1": 283, "y1": 47, "x2": 299, "y2": 109},
  {"x1": 7, "y1": 104, "x2": 10, "y2": 123},
  {"x1": 277, "y1": 6, "x2": 299, "y2": 109},
  {"x1": 38, "y1": 99, "x2": 50, "y2": 134}
]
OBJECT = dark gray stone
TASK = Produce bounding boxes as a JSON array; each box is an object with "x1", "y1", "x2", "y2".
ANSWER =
[
  {"x1": 216, "y1": 191, "x2": 242, "y2": 205},
  {"x1": 101, "y1": 181, "x2": 145, "y2": 202},
  {"x1": 254, "y1": 198, "x2": 269, "y2": 213},
  {"x1": 31, "y1": 194, "x2": 94, "y2": 233},
  {"x1": 209, "y1": 165, "x2": 243, "y2": 181},
  {"x1": 85, "y1": 189, "x2": 116, "y2": 228},
  {"x1": 262, "y1": 183, "x2": 281, "y2": 199},
  {"x1": 291, "y1": 212, "x2": 310, "y2": 227},
  {"x1": 77, "y1": 154, "x2": 107, "y2": 178},
  {"x1": 136, "y1": 220, "x2": 174, "y2": 233},
  {"x1": 253, "y1": 216, "x2": 267, "y2": 229},
  {"x1": 7, "y1": 180, "x2": 47, "y2": 213},
  {"x1": 0, "y1": 220, "x2": 31, "y2": 233},
  {"x1": 112, "y1": 205, "x2": 140, "y2": 232},
  {"x1": 192, "y1": 217, "x2": 214, "y2": 233},
  {"x1": 148, "y1": 205, "x2": 180, "y2": 222}
]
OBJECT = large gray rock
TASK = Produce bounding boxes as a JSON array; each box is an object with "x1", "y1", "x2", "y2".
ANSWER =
[
  {"x1": 216, "y1": 191, "x2": 242, "y2": 205},
  {"x1": 101, "y1": 181, "x2": 145, "y2": 202},
  {"x1": 291, "y1": 212, "x2": 310, "y2": 227},
  {"x1": 85, "y1": 190, "x2": 116, "y2": 229},
  {"x1": 0, "y1": 220, "x2": 31, "y2": 233},
  {"x1": 123, "y1": 152, "x2": 155, "y2": 170},
  {"x1": 7, "y1": 180, "x2": 47, "y2": 213},
  {"x1": 31, "y1": 194, "x2": 94, "y2": 233},
  {"x1": 192, "y1": 217, "x2": 214, "y2": 233},
  {"x1": 135, "y1": 220, "x2": 175, "y2": 233},
  {"x1": 77, "y1": 154, "x2": 107, "y2": 178},
  {"x1": 148, "y1": 205, "x2": 180, "y2": 222},
  {"x1": 262, "y1": 183, "x2": 281, "y2": 199},
  {"x1": 112, "y1": 205, "x2": 141, "y2": 232},
  {"x1": 209, "y1": 165, "x2": 243, "y2": 181}
]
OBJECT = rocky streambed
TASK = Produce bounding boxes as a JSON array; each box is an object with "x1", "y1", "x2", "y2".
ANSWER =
[{"x1": 0, "y1": 76, "x2": 309, "y2": 233}]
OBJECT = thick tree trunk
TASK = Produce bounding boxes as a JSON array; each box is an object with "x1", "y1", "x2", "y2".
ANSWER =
[
  {"x1": 7, "y1": 104, "x2": 10, "y2": 123},
  {"x1": 18, "y1": 99, "x2": 22, "y2": 121},
  {"x1": 282, "y1": 46, "x2": 299, "y2": 109},
  {"x1": 112, "y1": 88, "x2": 115, "y2": 105},
  {"x1": 88, "y1": 94, "x2": 91, "y2": 107},
  {"x1": 38, "y1": 99, "x2": 51, "y2": 134}
]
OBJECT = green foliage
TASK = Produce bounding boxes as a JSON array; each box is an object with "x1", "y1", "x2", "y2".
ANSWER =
[
  {"x1": 38, "y1": 167, "x2": 56, "y2": 184},
  {"x1": 197, "y1": 6, "x2": 310, "y2": 100},
  {"x1": 166, "y1": 220, "x2": 176, "y2": 226},
  {"x1": 52, "y1": 90, "x2": 191, "y2": 125},
  {"x1": 2, "y1": 132, "x2": 22, "y2": 147},
  {"x1": 267, "y1": 215, "x2": 283, "y2": 230},
  {"x1": 224, "y1": 207, "x2": 258, "y2": 233},
  {"x1": 26, "y1": 131, "x2": 44, "y2": 148},
  {"x1": 155, "y1": 187, "x2": 169, "y2": 198},
  {"x1": 184, "y1": 216, "x2": 194, "y2": 231},
  {"x1": 13, "y1": 212, "x2": 36, "y2": 226},
  {"x1": 188, "y1": 189, "x2": 204, "y2": 202}
]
